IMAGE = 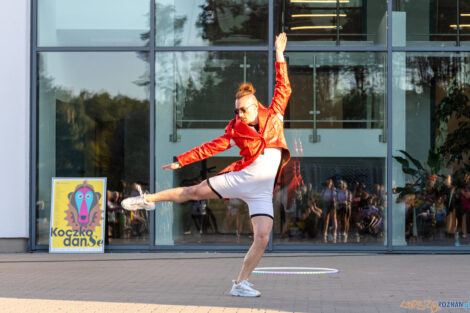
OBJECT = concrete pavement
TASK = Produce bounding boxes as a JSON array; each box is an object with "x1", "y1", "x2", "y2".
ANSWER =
[{"x1": 0, "y1": 253, "x2": 469, "y2": 313}]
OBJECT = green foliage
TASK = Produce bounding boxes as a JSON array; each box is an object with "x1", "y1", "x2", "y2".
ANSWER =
[
  {"x1": 392, "y1": 149, "x2": 442, "y2": 198},
  {"x1": 435, "y1": 79, "x2": 470, "y2": 166}
]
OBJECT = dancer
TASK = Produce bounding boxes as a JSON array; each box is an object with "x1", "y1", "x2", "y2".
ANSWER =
[{"x1": 122, "y1": 33, "x2": 291, "y2": 297}]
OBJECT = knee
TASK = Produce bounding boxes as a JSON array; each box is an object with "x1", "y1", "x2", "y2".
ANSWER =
[
  {"x1": 254, "y1": 232, "x2": 270, "y2": 248},
  {"x1": 183, "y1": 185, "x2": 203, "y2": 200}
]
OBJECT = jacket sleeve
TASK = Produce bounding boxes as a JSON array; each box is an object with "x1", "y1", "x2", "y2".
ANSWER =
[
  {"x1": 176, "y1": 122, "x2": 233, "y2": 167},
  {"x1": 269, "y1": 61, "x2": 292, "y2": 116}
]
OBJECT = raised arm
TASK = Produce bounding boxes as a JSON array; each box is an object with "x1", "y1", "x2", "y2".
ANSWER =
[{"x1": 270, "y1": 32, "x2": 292, "y2": 116}]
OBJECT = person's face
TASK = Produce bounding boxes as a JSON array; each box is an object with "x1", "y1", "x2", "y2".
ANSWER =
[
  {"x1": 235, "y1": 95, "x2": 258, "y2": 125},
  {"x1": 445, "y1": 175, "x2": 451, "y2": 186}
]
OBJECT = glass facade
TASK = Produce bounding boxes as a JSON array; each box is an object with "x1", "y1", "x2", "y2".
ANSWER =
[
  {"x1": 32, "y1": 0, "x2": 470, "y2": 251},
  {"x1": 155, "y1": 0, "x2": 268, "y2": 46},
  {"x1": 392, "y1": 52, "x2": 470, "y2": 246},
  {"x1": 38, "y1": 0, "x2": 150, "y2": 47},
  {"x1": 393, "y1": 0, "x2": 470, "y2": 46},
  {"x1": 36, "y1": 52, "x2": 150, "y2": 245},
  {"x1": 276, "y1": 0, "x2": 388, "y2": 46}
]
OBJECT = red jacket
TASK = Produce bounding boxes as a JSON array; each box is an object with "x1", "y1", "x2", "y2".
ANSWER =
[{"x1": 177, "y1": 62, "x2": 292, "y2": 186}]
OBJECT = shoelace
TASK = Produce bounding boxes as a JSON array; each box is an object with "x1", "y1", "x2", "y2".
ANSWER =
[{"x1": 233, "y1": 280, "x2": 254, "y2": 287}]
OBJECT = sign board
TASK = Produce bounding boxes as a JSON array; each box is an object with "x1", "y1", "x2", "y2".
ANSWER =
[{"x1": 49, "y1": 178, "x2": 107, "y2": 253}]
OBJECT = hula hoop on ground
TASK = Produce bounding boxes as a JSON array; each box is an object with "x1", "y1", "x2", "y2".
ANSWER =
[{"x1": 253, "y1": 267, "x2": 339, "y2": 275}]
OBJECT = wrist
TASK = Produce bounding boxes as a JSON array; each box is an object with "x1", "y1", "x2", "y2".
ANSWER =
[{"x1": 276, "y1": 52, "x2": 285, "y2": 62}]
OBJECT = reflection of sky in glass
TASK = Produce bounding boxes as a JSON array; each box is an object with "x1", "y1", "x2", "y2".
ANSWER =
[
  {"x1": 42, "y1": 0, "x2": 148, "y2": 29},
  {"x1": 39, "y1": 0, "x2": 149, "y2": 46},
  {"x1": 156, "y1": 0, "x2": 209, "y2": 46},
  {"x1": 41, "y1": 52, "x2": 149, "y2": 101}
]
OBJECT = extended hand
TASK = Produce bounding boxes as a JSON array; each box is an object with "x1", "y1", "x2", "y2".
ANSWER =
[
  {"x1": 162, "y1": 162, "x2": 181, "y2": 170},
  {"x1": 275, "y1": 32, "x2": 287, "y2": 55}
]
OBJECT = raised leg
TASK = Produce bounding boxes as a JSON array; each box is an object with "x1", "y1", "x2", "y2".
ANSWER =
[{"x1": 145, "y1": 180, "x2": 219, "y2": 203}]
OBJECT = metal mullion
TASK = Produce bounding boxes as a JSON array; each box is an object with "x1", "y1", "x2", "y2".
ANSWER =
[
  {"x1": 150, "y1": 245, "x2": 251, "y2": 252},
  {"x1": 272, "y1": 245, "x2": 389, "y2": 252},
  {"x1": 392, "y1": 46, "x2": 470, "y2": 52},
  {"x1": 154, "y1": 46, "x2": 269, "y2": 52},
  {"x1": 284, "y1": 45, "x2": 387, "y2": 52},
  {"x1": 36, "y1": 46, "x2": 151, "y2": 52},
  {"x1": 106, "y1": 245, "x2": 151, "y2": 251},
  {"x1": 392, "y1": 246, "x2": 470, "y2": 253},
  {"x1": 149, "y1": 0, "x2": 156, "y2": 250},
  {"x1": 30, "y1": 0, "x2": 37, "y2": 251},
  {"x1": 387, "y1": 0, "x2": 393, "y2": 252},
  {"x1": 267, "y1": 0, "x2": 274, "y2": 253}
]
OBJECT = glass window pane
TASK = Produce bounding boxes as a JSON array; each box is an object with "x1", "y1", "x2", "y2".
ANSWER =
[
  {"x1": 154, "y1": 51, "x2": 268, "y2": 245},
  {"x1": 38, "y1": 0, "x2": 150, "y2": 47},
  {"x1": 393, "y1": 0, "x2": 470, "y2": 46},
  {"x1": 156, "y1": 51, "x2": 268, "y2": 129},
  {"x1": 37, "y1": 52, "x2": 150, "y2": 246},
  {"x1": 272, "y1": 52, "x2": 387, "y2": 246},
  {"x1": 156, "y1": 0, "x2": 268, "y2": 46},
  {"x1": 392, "y1": 52, "x2": 470, "y2": 246},
  {"x1": 285, "y1": 52, "x2": 386, "y2": 130},
  {"x1": 276, "y1": 0, "x2": 387, "y2": 46},
  {"x1": 273, "y1": 157, "x2": 386, "y2": 245}
]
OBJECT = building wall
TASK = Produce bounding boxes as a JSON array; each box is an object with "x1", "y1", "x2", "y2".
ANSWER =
[{"x1": 0, "y1": 0, "x2": 30, "y2": 249}]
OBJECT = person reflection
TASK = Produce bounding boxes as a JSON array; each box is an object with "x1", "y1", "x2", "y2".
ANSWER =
[
  {"x1": 299, "y1": 188, "x2": 322, "y2": 240},
  {"x1": 440, "y1": 174, "x2": 456, "y2": 239},
  {"x1": 321, "y1": 179, "x2": 337, "y2": 243},
  {"x1": 106, "y1": 190, "x2": 122, "y2": 241},
  {"x1": 336, "y1": 180, "x2": 352, "y2": 243},
  {"x1": 460, "y1": 173, "x2": 470, "y2": 239},
  {"x1": 224, "y1": 198, "x2": 245, "y2": 242},
  {"x1": 190, "y1": 199, "x2": 207, "y2": 236}
]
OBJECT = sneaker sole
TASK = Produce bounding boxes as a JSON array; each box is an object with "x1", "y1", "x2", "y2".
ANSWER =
[{"x1": 230, "y1": 291, "x2": 261, "y2": 297}]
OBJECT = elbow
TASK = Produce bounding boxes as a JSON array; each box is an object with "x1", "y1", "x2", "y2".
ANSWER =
[{"x1": 284, "y1": 86, "x2": 292, "y2": 99}]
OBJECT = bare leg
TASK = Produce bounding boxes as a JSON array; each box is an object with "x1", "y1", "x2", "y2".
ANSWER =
[
  {"x1": 236, "y1": 216, "x2": 273, "y2": 283},
  {"x1": 344, "y1": 208, "x2": 351, "y2": 242},
  {"x1": 463, "y1": 213, "x2": 468, "y2": 237},
  {"x1": 323, "y1": 211, "x2": 330, "y2": 242},
  {"x1": 332, "y1": 210, "x2": 338, "y2": 243},
  {"x1": 144, "y1": 180, "x2": 218, "y2": 203}
]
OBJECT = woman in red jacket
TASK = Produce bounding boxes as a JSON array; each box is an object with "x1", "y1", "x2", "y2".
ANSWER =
[{"x1": 122, "y1": 33, "x2": 291, "y2": 297}]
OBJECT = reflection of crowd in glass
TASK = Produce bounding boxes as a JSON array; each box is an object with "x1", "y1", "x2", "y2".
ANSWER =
[
  {"x1": 280, "y1": 179, "x2": 386, "y2": 244},
  {"x1": 105, "y1": 181, "x2": 149, "y2": 242},
  {"x1": 398, "y1": 173, "x2": 470, "y2": 243}
]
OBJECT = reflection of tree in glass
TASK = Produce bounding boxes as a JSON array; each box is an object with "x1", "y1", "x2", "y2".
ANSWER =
[
  {"x1": 409, "y1": 56, "x2": 470, "y2": 171},
  {"x1": 315, "y1": 60, "x2": 384, "y2": 128},
  {"x1": 39, "y1": 60, "x2": 149, "y2": 191},
  {"x1": 55, "y1": 91, "x2": 149, "y2": 191},
  {"x1": 155, "y1": 2, "x2": 187, "y2": 46},
  {"x1": 180, "y1": 53, "x2": 244, "y2": 126},
  {"x1": 171, "y1": 52, "x2": 267, "y2": 128},
  {"x1": 435, "y1": 79, "x2": 470, "y2": 170},
  {"x1": 196, "y1": 0, "x2": 267, "y2": 44}
]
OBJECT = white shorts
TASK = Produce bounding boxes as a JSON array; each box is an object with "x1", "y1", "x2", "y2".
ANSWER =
[{"x1": 207, "y1": 148, "x2": 282, "y2": 219}]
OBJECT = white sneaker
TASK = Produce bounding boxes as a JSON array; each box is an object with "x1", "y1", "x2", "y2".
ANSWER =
[
  {"x1": 230, "y1": 280, "x2": 261, "y2": 297},
  {"x1": 121, "y1": 195, "x2": 155, "y2": 211}
]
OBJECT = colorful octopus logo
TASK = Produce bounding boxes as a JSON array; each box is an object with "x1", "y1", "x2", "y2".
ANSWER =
[{"x1": 65, "y1": 181, "x2": 103, "y2": 231}]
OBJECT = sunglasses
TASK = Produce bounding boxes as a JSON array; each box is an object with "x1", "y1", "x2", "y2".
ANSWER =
[{"x1": 234, "y1": 105, "x2": 254, "y2": 115}]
